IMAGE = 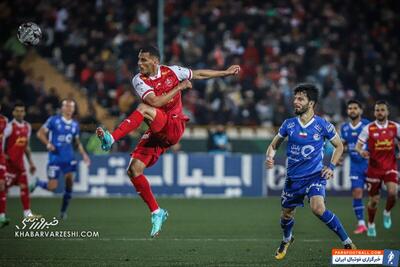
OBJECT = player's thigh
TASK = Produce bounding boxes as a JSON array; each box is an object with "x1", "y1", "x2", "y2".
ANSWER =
[{"x1": 281, "y1": 179, "x2": 307, "y2": 209}]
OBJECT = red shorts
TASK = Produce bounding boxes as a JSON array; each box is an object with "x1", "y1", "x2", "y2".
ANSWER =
[
  {"x1": 5, "y1": 160, "x2": 28, "y2": 188},
  {"x1": 366, "y1": 169, "x2": 399, "y2": 196},
  {"x1": 132, "y1": 109, "x2": 186, "y2": 167}
]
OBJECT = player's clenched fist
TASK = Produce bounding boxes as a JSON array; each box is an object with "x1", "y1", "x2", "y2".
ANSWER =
[
  {"x1": 265, "y1": 156, "x2": 274, "y2": 169},
  {"x1": 178, "y1": 80, "x2": 192, "y2": 91},
  {"x1": 359, "y1": 150, "x2": 370, "y2": 159}
]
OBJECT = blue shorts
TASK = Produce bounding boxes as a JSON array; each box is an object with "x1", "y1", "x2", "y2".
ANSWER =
[
  {"x1": 281, "y1": 174, "x2": 326, "y2": 209},
  {"x1": 349, "y1": 169, "x2": 366, "y2": 190},
  {"x1": 47, "y1": 161, "x2": 77, "y2": 179}
]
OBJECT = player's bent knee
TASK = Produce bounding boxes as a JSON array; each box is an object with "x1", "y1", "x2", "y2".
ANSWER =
[
  {"x1": 127, "y1": 160, "x2": 145, "y2": 178},
  {"x1": 48, "y1": 180, "x2": 58, "y2": 191},
  {"x1": 310, "y1": 203, "x2": 325, "y2": 216}
]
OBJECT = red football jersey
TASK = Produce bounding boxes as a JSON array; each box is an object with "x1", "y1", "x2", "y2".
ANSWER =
[
  {"x1": 358, "y1": 120, "x2": 400, "y2": 174},
  {"x1": 0, "y1": 114, "x2": 7, "y2": 165},
  {"x1": 5, "y1": 119, "x2": 31, "y2": 170},
  {"x1": 132, "y1": 65, "x2": 192, "y2": 119}
]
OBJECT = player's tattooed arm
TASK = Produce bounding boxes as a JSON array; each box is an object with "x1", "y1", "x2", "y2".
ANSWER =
[
  {"x1": 75, "y1": 137, "x2": 91, "y2": 166},
  {"x1": 192, "y1": 65, "x2": 240, "y2": 80},
  {"x1": 144, "y1": 80, "x2": 192, "y2": 107},
  {"x1": 36, "y1": 126, "x2": 55, "y2": 151},
  {"x1": 265, "y1": 134, "x2": 285, "y2": 169}
]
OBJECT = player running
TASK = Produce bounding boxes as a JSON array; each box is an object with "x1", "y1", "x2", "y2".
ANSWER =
[
  {"x1": 0, "y1": 102, "x2": 38, "y2": 226},
  {"x1": 33, "y1": 99, "x2": 91, "y2": 219},
  {"x1": 266, "y1": 84, "x2": 356, "y2": 260},
  {"x1": 340, "y1": 100, "x2": 369, "y2": 234},
  {"x1": 355, "y1": 100, "x2": 399, "y2": 237},
  {"x1": 96, "y1": 46, "x2": 240, "y2": 238}
]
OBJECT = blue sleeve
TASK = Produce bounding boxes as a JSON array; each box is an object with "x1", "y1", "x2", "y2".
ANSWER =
[
  {"x1": 339, "y1": 124, "x2": 345, "y2": 140},
  {"x1": 75, "y1": 122, "x2": 80, "y2": 138},
  {"x1": 278, "y1": 120, "x2": 288, "y2": 137},
  {"x1": 323, "y1": 120, "x2": 337, "y2": 141},
  {"x1": 43, "y1": 116, "x2": 54, "y2": 131}
]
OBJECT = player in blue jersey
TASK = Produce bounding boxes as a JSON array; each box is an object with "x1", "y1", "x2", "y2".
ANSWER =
[
  {"x1": 340, "y1": 100, "x2": 369, "y2": 234},
  {"x1": 266, "y1": 84, "x2": 356, "y2": 260},
  {"x1": 32, "y1": 99, "x2": 91, "y2": 219}
]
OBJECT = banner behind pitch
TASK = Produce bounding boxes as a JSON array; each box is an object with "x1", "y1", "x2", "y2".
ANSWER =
[{"x1": 21, "y1": 153, "x2": 385, "y2": 197}]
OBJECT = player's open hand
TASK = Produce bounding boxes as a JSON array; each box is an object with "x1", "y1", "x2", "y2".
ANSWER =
[
  {"x1": 178, "y1": 80, "x2": 192, "y2": 91},
  {"x1": 321, "y1": 166, "x2": 334, "y2": 180},
  {"x1": 359, "y1": 150, "x2": 370, "y2": 159},
  {"x1": 265, "y1": 156, "x2": 274, "y2": 169},
  {"x1": 225, "y1": 65, "x2": 240, "y2": 76}
]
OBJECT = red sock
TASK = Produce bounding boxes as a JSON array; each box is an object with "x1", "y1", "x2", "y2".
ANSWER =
[
  {"x1": 385, "y1": 195, "x2": 396, "y2": 212},
  {"x1": 367, "y1": 206, "x2": 377, "y2": 224},
  {"x1": 0, "y1": 190, "x2": 6, "y2": 213},
  {"x1": 130, "y1": 174, "x2": 159, "y2": 212},
  {"x1": 20, "y1": 186, "x2": 30, "y2": 210},
  {"x1": 112, "y1": 110, "x2": 144, "y2": 141}
]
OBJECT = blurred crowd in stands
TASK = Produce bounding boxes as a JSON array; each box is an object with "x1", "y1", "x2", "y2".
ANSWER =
[{"x1": 1, "y1": 0, "x2": 399, "y2": 130}]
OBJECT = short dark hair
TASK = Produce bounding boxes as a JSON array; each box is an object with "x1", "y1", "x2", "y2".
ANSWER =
[
  {"x1": 139, "y1": 45, "x2": 160, "y2": 60},
  {"x1": 13, "y1": 100, "x2": 25, "y2": 109},
  {"x1": 347, "y1": 99, "x2": 362, "y2": 109},
  {"x1": 293, "y1": 83, "x2": 319, "y2": 104},
  {"x1": 375, "y1": 100, "x2": 389, "y2": 107}
]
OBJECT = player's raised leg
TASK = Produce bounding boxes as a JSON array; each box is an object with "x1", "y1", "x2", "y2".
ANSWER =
[
  {"x1": 97, "y1": 103, "x2": 152, "y2": 150},
  {"x1": 352, "y1": 186, "x2": 367, "y2": 234},
  {"x1": 275, "y1": 207, "x2": 295, "y2": 260},
  {"x1": 310, "y1": 195, "x2": 356, "y2": 249},
  {"x1": 127, "y1": 158, "x2": 168, "y2": 238},
  {"x1": 383, "y1": 181, "x2": 397, "y2": 229}
]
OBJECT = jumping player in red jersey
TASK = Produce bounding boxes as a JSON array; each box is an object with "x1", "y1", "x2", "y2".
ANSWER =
[
  {"x1": 0, "y1": 102, "x2": 38, "y2": 226},
  {"x1": 355, "y1": 100, "x2": 400, "y2": 237},
  {"x1": 97, "y1": 46, "x2": 240, "y2": 237},
  {"x1": 0, "y1": 104, "x2": 10, "y2": 228}
]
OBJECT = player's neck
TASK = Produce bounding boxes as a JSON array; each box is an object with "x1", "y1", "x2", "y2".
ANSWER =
[
  {"x1": 350, "y1": 117, "x2": 361, "y2": 127},
  {"x1": 376, "y1": 119, "x2": 388, "y2": 126},
  {"x1": 148, "y1": 65, "x2": 159, "y2": 77},
  {"x1": 62, "y1": 114, "x2": 72, "y2": 121},
  {"x1": 299, "y1": 110, "x2": 314, "y2": 125}
]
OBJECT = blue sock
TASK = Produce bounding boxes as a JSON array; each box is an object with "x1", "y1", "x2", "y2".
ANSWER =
[
  {"x1": 36, "y1": 180, "x2": 48, "y2": 190},
  {"x1": 61, "y1": 188, "x2": 72, "y2": 214},
  {"x1": 352, "y1": 198, "x2": 364, "y2": 222},
  {"x1": 319, "y1": 210, "x2": 350, "y2": 244},
  {"x1": 280, "y1": 218, "x2": 294, "y2": 242}
]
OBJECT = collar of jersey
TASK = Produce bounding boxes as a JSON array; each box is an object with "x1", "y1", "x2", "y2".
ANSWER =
[
  {"x1": 297, "y1": 116, "x2": 315, "y2": 128},
  {"x1": 148, "y1": 65, "x2": 161, "y2": 80},
  {"x1": 61, "y1": 116, "x2": 73, "y2": 124},
  {"x1": 11, "y1": 119, "x2": 26, "y2": 126},
  {"x1": 349, "y1": 120, "x2": 362, "y2": 130},
  {"x1": 375, "y1": 120, "x2": 388, "y2": 129}
]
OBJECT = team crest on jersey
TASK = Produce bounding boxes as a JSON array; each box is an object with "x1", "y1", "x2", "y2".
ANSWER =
[
  {"x1": 165, "y1": 78, "x2": 173, "y2": 87},
  {"x1": 313, "y1": 133, "x2": 320, "y2": 140},
  {"x1": 373, "y1": 132, "x2": 379, "y2": 137}
]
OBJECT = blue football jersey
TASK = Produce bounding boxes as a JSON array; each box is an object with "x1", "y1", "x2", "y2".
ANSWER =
[
  {"x1": 340, "y1": 118, "x2": 369, "y2": 173},
  {"x1": 278, "y1": 116, "x2": 337, "y2": 180},
  {"x1": 44, "y1": 115, "x2": 80, "y2": 164}
]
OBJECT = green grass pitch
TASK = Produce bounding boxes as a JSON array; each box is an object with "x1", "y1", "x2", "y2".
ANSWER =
[{"x1": 0, "y1": 197, "x2": 399, "y2": 266}]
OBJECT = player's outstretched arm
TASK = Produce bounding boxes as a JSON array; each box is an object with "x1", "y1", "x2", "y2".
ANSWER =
[
  {"x1": 144, "y1": 80, "x2": 192, "y2": 107},
  {"x1": 192, "y1": 65, "x2": 240, "y2": 80},
  {"x1": 265, "y1": 134, "x2": 285, "y2": 169}
]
